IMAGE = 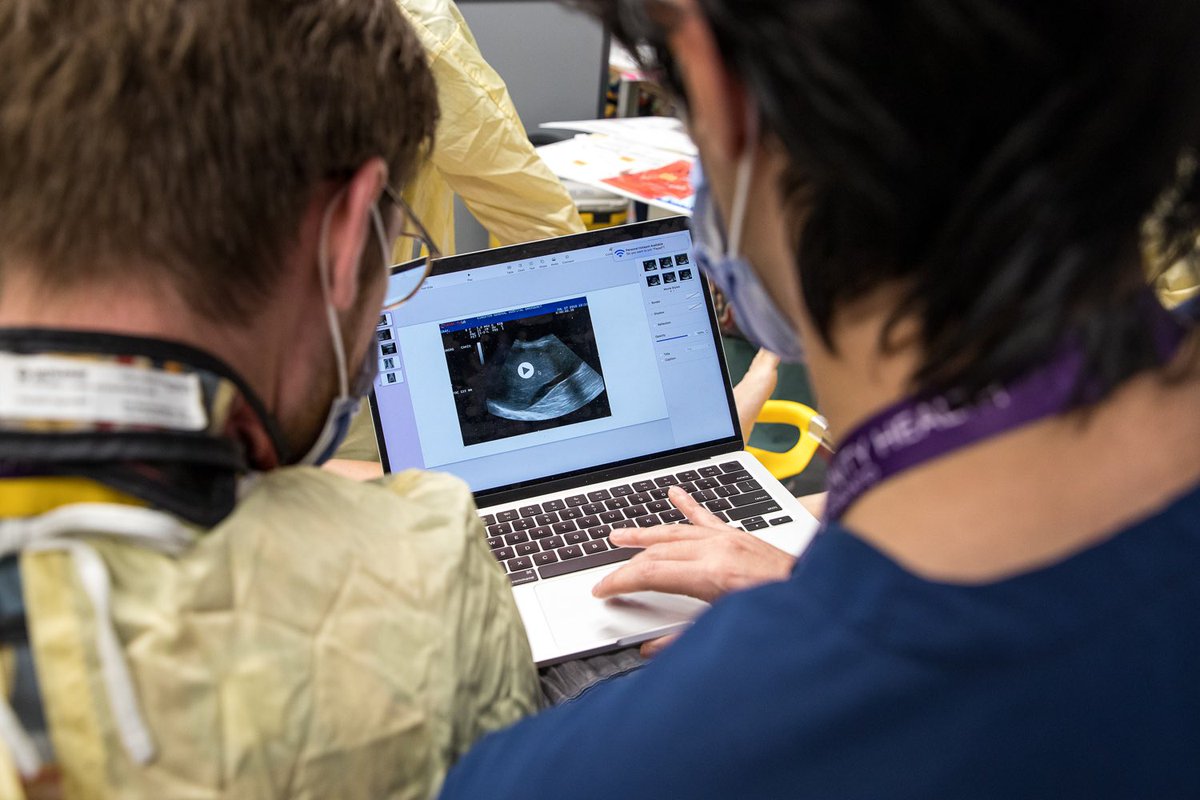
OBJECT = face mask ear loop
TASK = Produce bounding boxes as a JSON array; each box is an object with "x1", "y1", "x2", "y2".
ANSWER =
[
  {"x1": 318, "y1": 190, "x2": 350, "y2": 399},
  {"x1": 726, "y1": 105, "x2": 760, "y2": 260}
]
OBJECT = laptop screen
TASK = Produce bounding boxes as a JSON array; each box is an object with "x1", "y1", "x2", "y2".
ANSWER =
[{"x1": 370, "y1": 218, "x2": 739, "y2": 498}]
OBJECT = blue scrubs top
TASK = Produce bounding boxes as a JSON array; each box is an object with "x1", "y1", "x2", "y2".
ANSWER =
[{"x1": 441, "y1": 482, "x2": 1200, "y2": 799}]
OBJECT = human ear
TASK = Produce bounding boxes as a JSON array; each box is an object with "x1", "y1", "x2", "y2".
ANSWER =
[{"x1": 322, "y1": 158, "x2": 388, "y2": 312}]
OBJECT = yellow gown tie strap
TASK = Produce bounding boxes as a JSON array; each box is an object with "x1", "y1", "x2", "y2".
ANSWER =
[
  {"x1": 0, "y1": 481, "x2": 195, "y2": 780},
  {"x1": 0, "y1": 479, "x2": 145, "y2": 518}
]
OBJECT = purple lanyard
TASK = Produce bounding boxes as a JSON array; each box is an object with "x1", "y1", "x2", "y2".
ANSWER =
[{"x1": 824, "y1": 300, "x2": 1192, "y2": 523}]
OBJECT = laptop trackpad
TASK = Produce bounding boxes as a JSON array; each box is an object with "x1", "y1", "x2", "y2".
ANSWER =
[{"x1": 535, "y1": 567, "x2": 710, "y2": 653}]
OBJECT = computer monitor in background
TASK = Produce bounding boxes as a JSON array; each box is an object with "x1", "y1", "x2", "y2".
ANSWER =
[
  {"x1": 458, "y1": 0, "x2": 609, "y2": 131},
  {"x1": 454, "y1": 0, "x2": 611, "y2": 251}
]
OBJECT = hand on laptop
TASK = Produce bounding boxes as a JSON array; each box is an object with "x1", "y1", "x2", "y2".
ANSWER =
[
  {"x1": 593, "y1": 485, "x2": 795, "y2": 603},
  {"x1": 590, "y1": 350, "x2": 816, "y2": 658}
]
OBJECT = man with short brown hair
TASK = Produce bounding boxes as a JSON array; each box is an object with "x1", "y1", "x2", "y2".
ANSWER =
[{"x1": 0, "y1": 0, "x2": 537, "y2": 796}]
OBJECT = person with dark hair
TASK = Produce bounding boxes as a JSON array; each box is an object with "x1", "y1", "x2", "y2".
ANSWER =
[
  {"x1": 440, "y1": 1, "x2": 1200, "y2": 797},
  {"x1": 0, "y1": 0, "x2": 536, "y2": 795}
]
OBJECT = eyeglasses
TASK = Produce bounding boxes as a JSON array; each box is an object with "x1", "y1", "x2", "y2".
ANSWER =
[{"x1": 380, "y1": 185, "x2": 441, "y2": 310}]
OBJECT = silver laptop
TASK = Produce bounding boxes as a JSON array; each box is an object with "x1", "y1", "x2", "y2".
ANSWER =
[{"x1": 370, "y1": 217, "x2": 819, "y2": 665}]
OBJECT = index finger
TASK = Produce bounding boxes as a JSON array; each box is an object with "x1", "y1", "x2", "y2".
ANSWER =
[{"x1": 667, "y1": 485, "x2": 728, "y2": 528}]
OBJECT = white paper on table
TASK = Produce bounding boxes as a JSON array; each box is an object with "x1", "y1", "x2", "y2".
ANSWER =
[
  {"x1": 536, "y1": 134, "x2": 695, "y2": 215},
  {"x1": 541, "y1": 117, "x2": 698, "y2": 157}
]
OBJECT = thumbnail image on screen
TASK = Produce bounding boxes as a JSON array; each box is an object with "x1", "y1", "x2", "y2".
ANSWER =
[{"x1": 441, "y1": 297, "x2": 611, "y2": 447}]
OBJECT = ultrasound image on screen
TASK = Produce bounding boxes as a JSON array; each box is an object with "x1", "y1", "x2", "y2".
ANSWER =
[{"x1": 441, "y1": 298, "x2": 611, "y2": 447}]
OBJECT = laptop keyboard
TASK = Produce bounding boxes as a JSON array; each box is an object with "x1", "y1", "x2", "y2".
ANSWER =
[{"x1": 480, "y1": 461, "x2": 795, "y2": 586}]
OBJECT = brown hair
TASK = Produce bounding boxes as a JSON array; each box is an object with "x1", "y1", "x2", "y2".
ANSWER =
[{"x1": 0, "y1": 0, "x2": 438, "y2": 321}]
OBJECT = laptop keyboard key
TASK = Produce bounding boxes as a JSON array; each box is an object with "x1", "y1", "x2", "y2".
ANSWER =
[
  {"x1": 565, "y1": 495, "x2": 588, "y2": 507},
  {"x1": 610, "y1": 484, "x2": 634, "y2": 496},
  {"x1": 529, "y1": 526, "x2": 553, "y2": 540},
  {"x1": 481, "y1": 514, "x2": 496, "y2": 526},
  {"x1": 493, "y1": 547, "x2": 515, "y2": 561},
  {"x1": 629, "y1": 492, "x2": 651, "y2": 505},
  {"x1": 535, "y1": 513, "x2": 559, "y2": 526},
  {"x1": 647, "y1": 500, "x2": 671, "y2": 514},
  {"x1": 695, "y1": 478, "x2": 719, "y2": 490},
  {"x1": 730, "y1": 491, "x2": 774, "y2": 508},
  {"x1": 552, "y1": 520, "x2": 578, "y2": 534},
  {"x1": 509, "y1": 569, "x2": 537, "y2": 587},
  {"x1": 504, "y1": 532, "x2": 530, "y2": 545},
  {"x1": 633, "y1": 480, "x2": 655, "y2": 492},
  {"x1": 560, "y1": 508, "x2": 584, "y2": 521},
  {"x1": 600, "y1": 510, "x2": 625, "y2": 524},
  {"x1": 512, "y1": 518, "x2": 536, "y2": 531},
  {"x1": 727, "y1": 501, "x2": 783, "y2": 521},
  {"x1": 497, "y1": 510, "x2": 520, "y2": 523},
  {"x1": 715, "y1": 486, "x2": 739, "y2": 498},
  {"x1": 706, "y1": 499, "x2": 733, "y2": 512},
  {"x1": 677, "y1": 482, "x2": 696, "y2": 494},
  {"x1": 587, "y1": 525, "x2": 612, "y2": 539},
  {"x1": 583, "y1": 540, "x2": 608, "y2": 555},
  {"x1": 623, "y1": 505, "x2": 647, "y2": 519},
  {"x1": 577, "y1": 515, "x2": 600, "y2": 529},
  {"x1": 612, "y1": 519, "x2": 636, "y2": 528},
  {"x1": 718, "y1": 471, "x2": 751, "y2": 485},
  {"x1": 650, "y1": 488, "x2": 671, "y2": 500},
  {"x1": 654, "y1": 475, "x2": 679, "y2": 487},
  {"x1": 635, "y1": 515, "x2": 660, "y2": 527},
  {"x1": 538, "y1": 547, "x2": 639, "y2": 580},
  {"x1": 543, "y1": 499, "x2": 566, "y2": 512},
  {"x1": 515, "y1": 542, "x2": 539, "y2": 556},
  {"x1": 560, "y1": 531, "x2": 584, "y2": 545},
  {"x1": 691, "y1": 489, "x2": 717, "y2": 503},
  {"x1": 507, "y1": 556, "x2": 533, "y2": 572},
  {"x1": 582, "y1": 502, "x2": 606, "y2": 515},
  {"x1": 737, "y1": 480, "x2": 762, "y2": 493},
  {"x1": 487, "y1": 523, "x2": 512, "y2": 536},
  {"x1": 534, "y1": 551, "x2": 558, "y2": 566},
  {"x1": 719, "y1": 462, "x2": 743, "y2": 472},
  {"x1": 698, "y1": 466, "x2": 723, "y2": 478},
  {"x1": 586, "y1": 489, "x2": 611, "y2": 502},
  {"x1": 541, "y1": 535, "x2": 565, "y2": 551},
  {"x1": 676, "y1": 470, "x2": 701, "y2": 482},
  {"x1": 770, "y1": 516, "x2": 794, "y2": 526},
  {"x1": 605, "y1": 497, "x2": 629, "y2": 510},
  {"x1": 560, "y1": 545, "x2": 584, "y2": 560},
  {"x1": 519, "y1": 505, "x2": 542, "y2": 518},
  {"x1": 743, "y1": 520, "x2": 770, "y2": 532},
  {"x1": 486, "y1": 537, "x2": 504, "y2": 550},
  {"x1": 661, "y1": 509, "x2": 685, "y2": 523}
]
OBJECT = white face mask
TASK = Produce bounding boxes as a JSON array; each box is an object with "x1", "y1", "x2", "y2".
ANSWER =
[{"x1": 295, "y1": 190, "x2": 391, "y2": 466}]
